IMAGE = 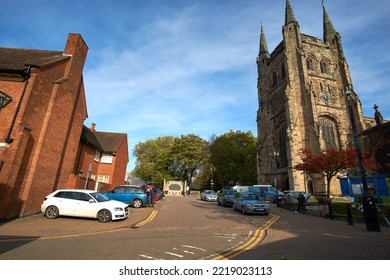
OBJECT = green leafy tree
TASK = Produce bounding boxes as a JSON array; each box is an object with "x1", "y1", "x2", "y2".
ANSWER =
[
  {"x1": 210, "y1": 130, "x2": 257, "y2": 187},
  {"x1": 167, "y1": 134, "x2": 208, "y2": 185},
  {"x1": 133, "y1": 136, "x2": 175, "y2": 187}
]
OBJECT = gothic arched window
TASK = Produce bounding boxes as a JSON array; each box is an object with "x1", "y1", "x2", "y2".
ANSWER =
[
  {"x1": 272, "y1": 71, "x2": 278, "y2": 86},
  {"x1": 277, "y1": 125, "x2": 288, "y2": 168},
  {"x1": 281, "y1": 63, "x2": 286, "y2": 80},
  {"x1": 319, "y1": 117, "x2": 338, "y2": 148},
  {"x1": 320, "y1": 61, "x2": 327, "y2": 74},
  {"x1": 307, "y1": 58, "x2": 314, "y2": 71}
]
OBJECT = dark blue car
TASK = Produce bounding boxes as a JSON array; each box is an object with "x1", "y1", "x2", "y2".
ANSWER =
[{"x1": 101, "y1": 185, "x2": 148, "y2": 208}]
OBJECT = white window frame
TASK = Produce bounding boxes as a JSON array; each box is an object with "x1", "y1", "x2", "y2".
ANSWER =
[
  {"x1": 94, "y1": 150, "x2": 101, "y2": 162},
  {"x1": 97, "y1": 175, "x2": 110, "y2": 184},
  {"x1": 100, "y1": 153, "x2": 113, "y2": 164}
]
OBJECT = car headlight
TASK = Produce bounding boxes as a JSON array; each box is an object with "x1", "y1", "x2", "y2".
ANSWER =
[
  {"x1": 245, "y1": 204, "x2": 253, "y2": 208},
  {"x1": 114, "y1": 207, "x2": 124, "y2": 211}
]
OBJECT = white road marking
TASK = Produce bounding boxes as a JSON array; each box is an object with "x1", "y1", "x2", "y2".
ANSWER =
[
  {"x1": 181, "y1": 245, "x2": 207, "y2": 251},
  {"x1": 165, "y1": 251, "x2": 184, "y2": 258}
]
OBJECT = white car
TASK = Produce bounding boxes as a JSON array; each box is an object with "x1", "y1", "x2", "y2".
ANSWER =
[
  {"x1": 41, "y1": 189, "x2": 129, "y2": 223},
  {"x1": 280, "y1": 190, "x2": 311, "y2": 204}
]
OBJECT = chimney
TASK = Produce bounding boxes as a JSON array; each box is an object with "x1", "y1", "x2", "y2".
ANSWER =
[{"x1": 90, "y1": 123, "x2": 96, "y2": 132}]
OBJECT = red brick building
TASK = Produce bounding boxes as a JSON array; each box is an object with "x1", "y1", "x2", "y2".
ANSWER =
[
  {"x1": 0, "y1": 34, "x2": 130, "y2": 220},
  {"x1": 69, "y1": 123, "x2": 128, "y2": 192}
]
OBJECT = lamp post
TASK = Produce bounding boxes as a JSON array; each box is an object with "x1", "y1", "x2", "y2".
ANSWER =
[
  {"x1": 210, "y1": 168, "x2": 215, "y2": 190},
  {"x1": 270, "y1": 150, "x2": 280, "y2": 207},
  {"x1": 345, "y1": 88, "x2": 380, "y2": 232}
]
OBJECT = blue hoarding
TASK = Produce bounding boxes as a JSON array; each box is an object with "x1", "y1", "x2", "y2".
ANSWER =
[{"x1": 338, "y1": 175, "x2": 389, "y2": 197}]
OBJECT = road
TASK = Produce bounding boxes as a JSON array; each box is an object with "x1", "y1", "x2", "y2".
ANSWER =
[
  {"x1": 0, "y1": 195, "x2": 389, "y2": 260},
  {"x1": 0, "y1": 196, "x2": 271, "y2": 260}
]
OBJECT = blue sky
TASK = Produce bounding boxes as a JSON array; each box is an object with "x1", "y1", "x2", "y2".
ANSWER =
[{"x1": 1, "y1": 0, "x2": 389, "y2": 171}]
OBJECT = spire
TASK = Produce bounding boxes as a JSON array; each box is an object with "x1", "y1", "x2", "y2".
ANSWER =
[
  {"x1": 323, "y1": 2, "x2": 337, "y2": 43},
  {"x1": 285, "y1": 0, "x2": 299, "y2": 27},
  {"x1": 259, "y1": 24, "x2": 269, "y2": 58}
]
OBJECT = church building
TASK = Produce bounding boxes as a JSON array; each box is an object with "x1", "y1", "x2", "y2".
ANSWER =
[{"x1": 256, "y1": 1, "x2": 378, "y2": 195}]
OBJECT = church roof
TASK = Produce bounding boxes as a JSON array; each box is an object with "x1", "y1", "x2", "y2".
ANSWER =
[{"x1": 0, "y1": 47, "x2": 70, "y2": 75}]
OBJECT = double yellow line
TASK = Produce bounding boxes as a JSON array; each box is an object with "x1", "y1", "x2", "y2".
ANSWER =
[
  {"x1": 131, "y1": 210, "x2": 158, "y2": 228},
  {"x1": 210, "y1": 214, "x2": 279, "y2": 260}
]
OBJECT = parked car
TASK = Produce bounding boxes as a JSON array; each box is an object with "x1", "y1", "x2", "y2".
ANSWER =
[
  {"x1": 200, "y1": 190, "x2": 217, "y2": 201},
  {"x1": 101, "y1": 185, "x2": 149, "y2": 208},
  {"x1": 250, "y1": 185, "x2": 284, "y2": 202},
  {"x1": 232, "y1": 191, "x2": 270, "y2": 215},
  {"x1": 41, "y1": 189, "x2": 129, "y2": 223},
  {"x1": 156, "y1": 188, "x2": 164, "y2": 200},
  {"x1": 217, "y1": 189, "x2": 236, "y2": 207},
  {"x1": 279, "y1": 190, "x2": 311, "y2": 204}
]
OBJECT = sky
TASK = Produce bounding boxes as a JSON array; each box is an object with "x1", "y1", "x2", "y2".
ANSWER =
[{"x1": 1, "y1": 0, "x2": 389, "y2": 171}]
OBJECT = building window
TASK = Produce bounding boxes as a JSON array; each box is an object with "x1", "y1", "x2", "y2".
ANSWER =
[
  {"x1": 319, "y1": 118, "x2": 338, "y2": 148},
  {"x1": 278, "y1": 125, "x2": 288, "y2": 168},
  {"x1": 307, "y1": 58, "x2": 314, "y2": 71},
  {"x1": 97, "y1": 175, "x2": 110, "y2": 184},
  {"x1": 320, "y1": 61, "x2": 327, "y2": 74},
  {"x1": 272, "y1": 71, "x2": 278, "y2": 86},
  {"x1": 281, "y1": 63, "x2": 286, "y2": 79},
  {"x1": 100, "y1": 153, "x2": 113, "y2": 164},
  {"x1": 94, "y1": 150, "x2": 100, "y2": 162}
]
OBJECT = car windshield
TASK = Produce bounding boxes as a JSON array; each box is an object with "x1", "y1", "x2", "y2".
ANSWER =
[
  {"x1": 204, "y1": 190, "x2": 215, "y2": 194},
  {"x1": 91, "y1": 192, "x2": 110, "y2": 202},
  {"x1": 224, "y1": 190, "x2": 235, "y2": 195},
  {"x1": 243, "y1": 194, "x2": 260, "y2": 200}
]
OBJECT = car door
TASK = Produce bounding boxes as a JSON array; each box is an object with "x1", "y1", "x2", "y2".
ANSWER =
[
  {"x1": 74, "y1": 192, "x2": 97, "y2": 218},
  {"x1": 55, "y1": 191, "x2": 78, "y2": 216},
  {"x1": 105, "y1": 186, "x2": 127, "y2": 203}
]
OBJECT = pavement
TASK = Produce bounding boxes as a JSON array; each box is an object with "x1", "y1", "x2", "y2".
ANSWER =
[{"x1": 0, "y1": 204, "x2": 156, "y2": 239}]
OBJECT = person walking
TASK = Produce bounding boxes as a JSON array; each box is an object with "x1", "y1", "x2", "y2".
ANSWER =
[
  {"x1": 148, "y1": 187, "x2": 155, "y2": 208},
  {"x1": 295, "y1": 193, "x2": 305, "y2": 213}
]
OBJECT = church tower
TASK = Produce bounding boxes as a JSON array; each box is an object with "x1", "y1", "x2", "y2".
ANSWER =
[{"x1": 256, "y1": 0, "x2": 367, "y2": 195}]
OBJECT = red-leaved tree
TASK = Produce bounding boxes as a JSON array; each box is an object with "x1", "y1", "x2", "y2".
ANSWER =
[{"x1": 294, "y1": 146, "x2": 376, "y2": 198}]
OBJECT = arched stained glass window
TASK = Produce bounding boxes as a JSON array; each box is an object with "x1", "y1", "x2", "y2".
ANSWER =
[{"x1": 319, "y1": 118, "x2": 338, "y2": 148}]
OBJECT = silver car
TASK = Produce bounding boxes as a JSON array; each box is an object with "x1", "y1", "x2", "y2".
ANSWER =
[
  {"x1": 232, "y1": 191, "x2": 270, "y2": 215},
  {"x1": 200, "y1": 190, "x2": 217, "y2": 201}
]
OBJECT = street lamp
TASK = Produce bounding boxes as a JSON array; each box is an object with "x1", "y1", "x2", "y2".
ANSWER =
[
  {"x1": 345, "y1": 88, "x2": 380, "y2": 232},
  {"x1": 269, "y1": 149, "x2": 280, "y2": 207}
]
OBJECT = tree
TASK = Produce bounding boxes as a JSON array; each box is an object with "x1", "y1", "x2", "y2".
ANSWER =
[
  {"x1": 132, "y1": 136, "x2": 175, "y2": 188},
  {"x1": 294, "y1": 146, "x2": 376, "y2": 198},
  {"x1": 210, "y1": 130, "x2": 257, "y2": 187},
  {"x1": 167, "y1": 134, "x2": 208, "y2": 186},
  {"x1": 133, "y1": 134, "x2": 208, "y2": 188}
]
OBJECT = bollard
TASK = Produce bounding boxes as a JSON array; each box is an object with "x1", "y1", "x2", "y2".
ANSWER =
[{"x1": 346, "y1": 204, "x2": 353, "y2": 225}]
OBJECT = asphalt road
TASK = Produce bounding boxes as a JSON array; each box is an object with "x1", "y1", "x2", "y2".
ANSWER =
[{"x1": 0, "y1": 195, "x2": 389, "y2": 260}]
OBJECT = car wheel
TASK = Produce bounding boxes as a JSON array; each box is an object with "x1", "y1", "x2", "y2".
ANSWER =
[
  {"x1": 45, "y1": 205, "x2": 59, "y2": 219},
  {"x1": 132, "y1": 198, "x2": 143, "y2": 208},
  {"x1": 97, "y1": 209, "x2": 112, "y2": 223},
  {"x1": 242, "y1": 207, "x2": 246, "y2": 215}
]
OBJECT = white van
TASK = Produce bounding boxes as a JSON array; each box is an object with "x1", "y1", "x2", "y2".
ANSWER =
[{"x1": 231, "y1": 185, "x2": 250, "y2": 193}]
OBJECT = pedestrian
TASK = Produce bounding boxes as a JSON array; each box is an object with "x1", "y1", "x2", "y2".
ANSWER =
[
  {"x1": 260, "y1": 189, "x2": 266, "y2": 200},
  {"x1": 295, "y1": 193, "x2": 305, "y2": 213},
  {"x1": 148, "y1": 187, "x2": 155, "y2": 208}
]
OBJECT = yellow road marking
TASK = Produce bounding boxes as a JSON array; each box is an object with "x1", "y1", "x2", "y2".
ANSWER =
[
  {"x1": 131, "y1": 210, "x2": 158, "y2": 228},
  {"x1": 0, "y1": 210, "x2": 159, "y2": 242},
  {"x1": 210, "y1": 214, "x2": 279, "y2": 260}
]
